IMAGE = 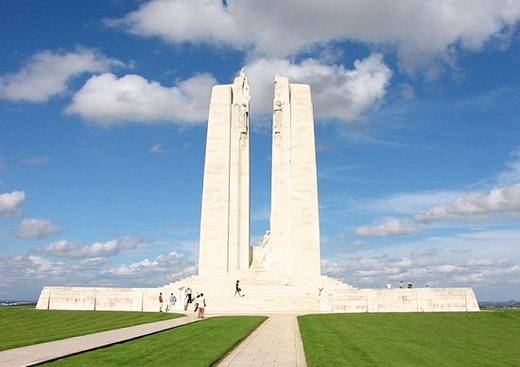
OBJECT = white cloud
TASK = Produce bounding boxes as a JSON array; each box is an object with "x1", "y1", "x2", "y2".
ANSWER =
[
  {"x1": 150, "y1": 143, "x2": 166, "y2": 154},
  {"x1": 357, "y1": 184, "x2": 520, "y2": 235},
  {"x1": 415, "y1": 185, "x2": 520, "y2": 223},
  {"x1": 322, "y1": 228, "x2": 520, "y2": 300},
  {"x1": 0, "y1": 48, "x2": 123, "y2": 102},
  {"x1": 42, "y1": 235, "x2": 147, "y2": 259},
  {"x1": 109, "y1": 251, "x2": 196, "y2": 282},
  {"x1": 16, "y1": 218, "x2": 60, "y2": 240},
  {"x1": 358, "y1": 151, "x2": 520, "y2": 234},
  {"x1": 108, "y1": 0, "x2": 241, "y2": 46},
  {"x1": 66, "y1": 72, "x2": 216, "y2": 126},
  {"x1": 356, "y1": 218, "x2": 419, "y2": 237},
  {"x1": 66, "y1": 52, "x2": 391, "y2": 126},
  {"x1": 245, "y1": 54, "x2": 392, "y2": 123},
  {"x1": 0, "y1": 248, "x2": 197, "y2": 300},
  {"x1": 0, "y1": 191, "x2": 25, "y2": 217},
  {"x1": 363, "y1": 190, "x2": 466, "y2": 215},
  {"x1": 112, "y1": 0, "x2": 520, "y2": 73}
]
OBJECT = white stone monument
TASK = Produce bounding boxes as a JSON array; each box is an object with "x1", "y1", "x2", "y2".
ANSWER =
[
  {"x1": 258, "y1": 75, "x2": 321, "y2": 277},
  {"x1": 36, "y1": 72, "x2": 480, "y2": 313},
  {"x1": 198, "y1": 69, "x2": 251, "y2": 276}
]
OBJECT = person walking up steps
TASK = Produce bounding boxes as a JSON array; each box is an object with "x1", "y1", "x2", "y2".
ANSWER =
[
  {"x1": 235, "y1": 280, "x2": 245, "y2": 297},
  {"x1": 186, "y1": 287, "x2": 192, "y2": 303},
  {"x1": 184, "y1": 287, "x2": 192, "y2": 311},
  {"x1": 193, "y1": 293, "x2": 200, "y2": 314}
]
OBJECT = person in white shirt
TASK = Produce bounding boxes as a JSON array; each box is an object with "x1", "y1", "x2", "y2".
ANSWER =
[
  {"x1": 197, "y1": 293, "x2": 206, "y2": 318},
  {"x1": 166, "y1": 293, "x2": 176, "y2": 312}
]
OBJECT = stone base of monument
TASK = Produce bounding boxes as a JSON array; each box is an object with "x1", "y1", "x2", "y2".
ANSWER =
[{"x1": 36, "y1": 275, "x2": 479, "y2": 313}]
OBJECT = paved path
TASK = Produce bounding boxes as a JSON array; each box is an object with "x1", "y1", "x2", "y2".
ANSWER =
[
  {"x1": 217, "y1": 314, "x2": 307, "y2": 367},
  {"x1": 0, "y1": 315, "x2": 200, "y2": 367}
]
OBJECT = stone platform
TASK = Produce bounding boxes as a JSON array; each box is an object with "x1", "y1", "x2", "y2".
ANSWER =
[{"x1": 36, "y1": 274, "x2": 479, "y2": 313}]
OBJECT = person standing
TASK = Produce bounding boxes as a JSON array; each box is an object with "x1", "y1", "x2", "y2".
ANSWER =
[
  {"x1": 166, "y1": 292, "x2": 176, "y2": 312},
  {"x1": 197, "y1": 293, "x2": 206, "y2": 318},
  {"x1": 399, "y1": 280, "x2": 405, "y2": 289},
  {"x1": 158, "y1": 292, "x2": 164, "y2": 312}
]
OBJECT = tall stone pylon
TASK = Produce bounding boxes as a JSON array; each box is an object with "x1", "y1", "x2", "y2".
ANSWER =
[
  {"x1": 266, "y1": 75, "x2": 321, "y2": 277},
  {"x1": 198, "y1": 70, "x2": 251, "y2": 276}
]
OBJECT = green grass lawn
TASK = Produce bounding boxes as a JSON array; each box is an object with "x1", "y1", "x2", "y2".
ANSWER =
[
  {"x1": 43, "y1": 316, "x2": 265, "y2": 367},
  {"x1": 0, "y1": 306, "x2": 182, "y2": 351},
  {"x1": 298, "y1": 310, "x2": 520, "y2": 367}
]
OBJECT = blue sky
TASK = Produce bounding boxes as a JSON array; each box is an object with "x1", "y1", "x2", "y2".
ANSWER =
[{"x1": 1, "y1": 0, "x2": 520, "y2": 301}]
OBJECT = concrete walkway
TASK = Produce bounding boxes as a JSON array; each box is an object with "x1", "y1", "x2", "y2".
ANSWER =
[
  {"x1": 217, "y1": 314, "x2": 307, "y2": 367},
  {"x1": 0, "y1": 315, "x2": 200, "y2": 367}
]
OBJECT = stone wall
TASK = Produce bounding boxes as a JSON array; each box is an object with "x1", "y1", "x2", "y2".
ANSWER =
[
  {"x1": 329, "y1": 288, "x2": 480, "y2": 313},
  {"x1": 36, "y1": 287, "x2": 169, "y2": 313},
  {"x1": 36, "y1": 284, "x2": 479, "y2": 313}
]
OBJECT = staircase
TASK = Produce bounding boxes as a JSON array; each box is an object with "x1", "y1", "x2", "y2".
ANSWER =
[{"x1": 161, "y1": 274, "x2": 355, "y2": 314}]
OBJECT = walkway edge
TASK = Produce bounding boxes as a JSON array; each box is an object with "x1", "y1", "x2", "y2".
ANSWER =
[
  {"x1": 0, "y1": 316, "x2": 200, "y2": 367},
  {"x1": 211, "y1": 316, "x2": 268, "y2": 366},
  {"x1": 216, "y1": 314, "x2": 308, "y2": 367}
]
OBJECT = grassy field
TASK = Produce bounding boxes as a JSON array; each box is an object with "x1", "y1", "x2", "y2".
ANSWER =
[
  {"x1": 0, "y1": 306, "x2": 182, "y2": 351},
  {"x1": 43, "y1": 316, "x2": 265, "y2": 367},
  {"x1": 298, "y1": 310, "x2": 520, "y2": 367}
]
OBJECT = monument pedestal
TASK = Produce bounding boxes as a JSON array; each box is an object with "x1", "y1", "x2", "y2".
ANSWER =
[{"x1": 37, "y1": 277, "x2": 479, "y2": 314}]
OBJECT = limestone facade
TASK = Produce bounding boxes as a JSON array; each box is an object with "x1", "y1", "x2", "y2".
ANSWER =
[
  {"x1": 258, "y1": 76, "x2": 321, "y2": 277},
  {"x1": 198, "y1": 70, "x2": 251, "y2": 276}
]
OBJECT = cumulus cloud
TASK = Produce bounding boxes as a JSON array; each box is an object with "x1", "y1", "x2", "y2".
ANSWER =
[
  {"x1": 0, "y1": 48, "x2": 123, "y2": 102},
  {"x1": 358, "y1": 184, "x2": 520, "y2": 235},
  {"x1": 245, "y1": 54, "x2": 392, "y2": 123},
  {"x1": 322, "y1": 229, "x2": 520, "y2": 300},
  {"x1": 0, "y1": 191, "x2": 26, "y2": 217},
  {"x1": 16, "y1": 218, "x2": 60, "y2": 240},
  {"x1": 0, "y1": 249, "x2": 197, "y2": 299},
  {"x1": 0, "y1": 255, "x2": 65, "y2": 294},
  {"x1": 358, "y1": 152, "x2": 520, "y2": 234},
  {"x1": 363, "y1": 190, "x2": 466, "y2": 215},
  {"x1": 65, "y1": 72, "x2": 215, "y2": 126},
  {"x1": 112, "y1": 0, "x2": 520, "y2": 73},
  {"x1": 68, "y1": 54, "x2": 390, "y2": 126},
  {"x1": 107, "y1": 0, "x2": 241, "y2": 46},
  {"x1": 42, "y1": 235, "x2": 147, "y2": 259},
  {"x1": 415, "y1": 185, "x2": 520, "y2": 223},
  {"x1": 356, "y1": 218, "x2": 419, "y2": 237},
  {"x1": 109, "y1": 251, "x2": 196, "y2": 281}
]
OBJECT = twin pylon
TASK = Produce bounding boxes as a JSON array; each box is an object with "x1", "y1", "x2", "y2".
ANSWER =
[{"x1": 198, "y1": 71, "x2": 321, "y2": 278}]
